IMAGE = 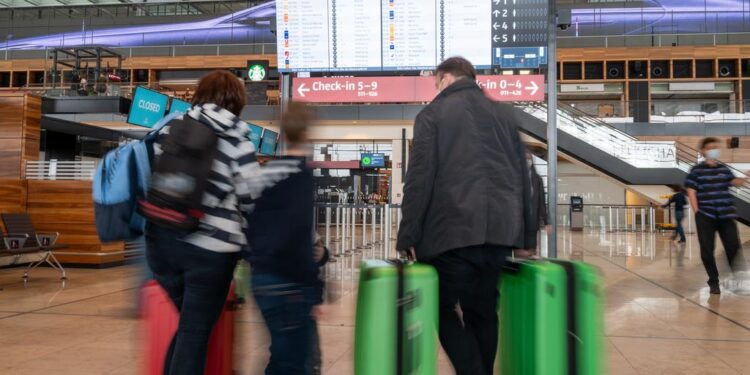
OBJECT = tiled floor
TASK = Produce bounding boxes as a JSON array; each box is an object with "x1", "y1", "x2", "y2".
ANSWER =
[{"x1": 0, "y1": 229, "x2": 748, "y2": 374}]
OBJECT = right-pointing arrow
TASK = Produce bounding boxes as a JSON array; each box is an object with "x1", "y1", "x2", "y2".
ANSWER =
[
  {"x1": 297, "y1": 83, "x2": 310, "y2": 97},
  {"x1": 525, "y1": 81, "x2": 539, "y2": 96}
]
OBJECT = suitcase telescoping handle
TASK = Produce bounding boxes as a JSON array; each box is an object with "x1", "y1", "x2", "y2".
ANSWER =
[
  {"x1": 396, "y1": 260, "x2": 406, "y2": 375},
  {"x1": 503, "y1": 259, "x2": 523, "y2": 274}
]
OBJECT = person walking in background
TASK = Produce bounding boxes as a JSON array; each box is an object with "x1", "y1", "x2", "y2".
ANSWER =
[
  {"x1": 396, "y1": 57, "x2": 536, "y2": 375},
  {"x1": 686, "y1": 137, "x2": 746, "y2": 294},
  {"x1": 243, "y1": 102, "x2": 322, "y2": 375},
  {"x1": 145, "y1": 70, "x2": 259, "y2": 375},
  {"x1": 515, "y1": 150, "x2": 550, "y2": 258},
  {"x1": 662, "y1": 186, "x2": 687, "y2": 243}
]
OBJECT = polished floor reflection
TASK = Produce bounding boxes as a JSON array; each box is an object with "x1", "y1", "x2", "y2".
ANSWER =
[{"x1": 0, "y1": 229, "x2": 748, "y2": 374}]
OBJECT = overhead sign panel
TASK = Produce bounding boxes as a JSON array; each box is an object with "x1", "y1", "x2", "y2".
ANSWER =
[
  {"x1": 292, "y1": 75, "x2": 544, "y2": 103},
  {"x1": 277, "y1": 0, "x2": 548, "y2": 72}
]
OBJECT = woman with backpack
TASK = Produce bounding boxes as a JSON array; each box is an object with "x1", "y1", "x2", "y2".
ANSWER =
[{"x1": 144, "y1": 70, "x2": 259, "y2": 375}]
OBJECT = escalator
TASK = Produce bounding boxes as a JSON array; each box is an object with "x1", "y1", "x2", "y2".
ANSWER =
[{"x1": 513, "y1": 102, "x2": 750, "y2": 226}]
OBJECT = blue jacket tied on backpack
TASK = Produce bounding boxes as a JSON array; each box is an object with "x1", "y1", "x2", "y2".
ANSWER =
[{"x1": 93, "y1": 113, "x2": 179, "y2": 242}]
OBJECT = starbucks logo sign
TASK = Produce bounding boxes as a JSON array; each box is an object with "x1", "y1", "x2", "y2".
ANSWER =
[{"x1": 248, "y1": 64, "x2": 267, "y2": 82}]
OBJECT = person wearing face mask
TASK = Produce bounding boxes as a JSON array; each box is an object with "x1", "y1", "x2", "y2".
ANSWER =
[
  {"x1": 685, "y1": 137, "x2": 746, "y2": 294},
  {"x1": 397, "y1": 57, "x2": 536, "y2": 375}
]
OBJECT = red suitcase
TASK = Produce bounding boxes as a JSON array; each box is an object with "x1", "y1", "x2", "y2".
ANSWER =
[{"x1": 141, "y1": 280, "x2": 236, "y2": 375}]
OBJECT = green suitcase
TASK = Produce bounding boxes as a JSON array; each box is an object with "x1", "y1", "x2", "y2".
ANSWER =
[
  {"x1": 499, "y1": 260, "x2": 604, "y2": 375},
  {"x1": 354, "y1": 260, "x2": 439, "y2": 375}
]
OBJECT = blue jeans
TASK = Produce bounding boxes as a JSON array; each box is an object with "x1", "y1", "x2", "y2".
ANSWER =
[
  {"x1": 674, "y1": 210, "x2": 686, "y2": 242},
  {"x1": 146, "y1": 226, "x2": 238, "y2": 375},
  {"x1": 252, "y1": 272, "x2": 315, "y2": 375}
]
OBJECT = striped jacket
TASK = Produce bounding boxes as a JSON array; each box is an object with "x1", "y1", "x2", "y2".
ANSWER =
[{"x1": 153, "y1": 104, "x2": 261, "y2": 253}]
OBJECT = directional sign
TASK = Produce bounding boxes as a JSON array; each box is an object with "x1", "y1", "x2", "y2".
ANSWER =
[
  {"x1": 478, "y1": 75, "x2": 544, "y2": 102},
  {"x1": 491, "y1": 0, "x2": 548, "y2": 51},
  {"x1": 292, "y1": 75, "x2": 545, "y2": 103}
]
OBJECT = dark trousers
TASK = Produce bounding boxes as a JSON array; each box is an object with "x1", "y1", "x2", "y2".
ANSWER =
[
  {"x1": 695, "y1": 214, "x2": 740, "y2": 286},
  {"x1": 252, "y1": 272, "x2": 315, "y2": 375},
  {"x1": 673, "y1": 210, "x2": 686, "y2": 242},
  {"x1": 308, "y1": 321, "x2": 322, "y2": 375},
  {"x1": 146, "y1": 226, "x2": 238, "y2": 375},
  {"x1": 423, "y1": 245, "x2": 511, "y2": 375}
]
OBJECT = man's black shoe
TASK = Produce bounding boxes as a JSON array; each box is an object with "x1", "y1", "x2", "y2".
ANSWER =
[{"x1": 709, "y1": 284, "x2": 721, "y2": 295}]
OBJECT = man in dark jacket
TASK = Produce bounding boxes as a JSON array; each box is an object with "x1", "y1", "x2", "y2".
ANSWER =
[{"x1": 396, "y1": 57, "x2": 536, "y2": 375}]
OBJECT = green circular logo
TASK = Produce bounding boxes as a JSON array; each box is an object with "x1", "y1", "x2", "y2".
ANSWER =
[
  {"x1": 362, "y1": 156, "x2": 372, "y2": 165},
  {"x1": 248, "y1": 64, "x2": 267, "y2": 82}
]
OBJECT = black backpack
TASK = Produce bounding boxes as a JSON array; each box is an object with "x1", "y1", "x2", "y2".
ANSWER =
[{"x1": 138, "y1": 117, "x2": 218, "y2": 231}]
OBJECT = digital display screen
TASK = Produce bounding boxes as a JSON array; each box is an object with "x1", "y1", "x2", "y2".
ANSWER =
[
  {"x1": 127, "y1": 86, "x2": 168, "y2": 128},
  {"x1": 169, "y1": 99, "x2": 192, "y2": 115},
  {"x1": 259, "y1": 129, "x2": 279, "y2": 155},
  {"x1": 4, "y1": 1, "x2": 749, "y2": 51},
  {"x1": 360, "y1": 153, "x2": 386, "y2": 168},
  {"x1": 248, "y1": 123, "x2": 264, "y2": 151},
  {"x1": 277, "y1": 0, "x2": 548, "y2": 72}
]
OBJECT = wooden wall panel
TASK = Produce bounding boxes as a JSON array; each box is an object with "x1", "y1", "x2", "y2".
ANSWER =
[
  {"x1": 26, "y1": 181, "x2": 124, "y2": 265},
  {"x1": 0, "y1": 95, "x2": 24, "y2": 139},
  {"x1": 0, "y1": 94, "x2": 40, "y2": 179},
  {"x1": 0, "y1": 139, "x2": 22, "y2": 179},
  {"x1": 0, "y1": 179, "x2": 27, "y2": 233},
  {"x1": 21, "y1": 95, "x2": 41, "y2": 171}
]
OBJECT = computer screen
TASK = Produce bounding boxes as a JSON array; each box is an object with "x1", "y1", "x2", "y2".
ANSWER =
[
  {"x1": 127, "y1": 86, "x2": 168, "y2": 128},
  {"x1": 247, "y1": 123, "x2": 264, "y2": 151},
  {"x1": 360, "y1": 153, "x2": 386, "y2": 168},
  {"x1": 169, "y1": 98, "x2": 192, "y2": 115},
  {"x1": 259, "y1": 129, "x2": 279, "y2": 155}
]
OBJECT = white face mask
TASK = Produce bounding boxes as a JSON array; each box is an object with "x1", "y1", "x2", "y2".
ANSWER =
[{"x1": 705, "y1": 149, "x2": 721, "y2": 160}]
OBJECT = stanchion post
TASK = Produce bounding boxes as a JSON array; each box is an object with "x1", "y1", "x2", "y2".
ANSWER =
[
  {"x1": 362, "y1": 206, "x2": 368, "y2": 247},
  {"x1": 325, "y1": 206, "x2": 331, "y2": 249},
  {"x1": 351, "y1": 206, "x2": 356, "y2": 250}
]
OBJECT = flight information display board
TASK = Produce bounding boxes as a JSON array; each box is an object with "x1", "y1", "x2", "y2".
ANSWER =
[{"x1": 277, "y1": 0, "x2": 548, "y2": 72}]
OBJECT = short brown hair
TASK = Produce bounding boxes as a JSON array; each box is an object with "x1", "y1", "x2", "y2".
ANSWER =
[
  {"x1": 700, "y1": 137, "x2": 720, "y2": 150},
  {"x1": 436, "y1": 57, "x2": 477, "y2": 80},
  {"x1": 281, "y1": 101, "x2": 313, "y2": 145},
  {"x1": 192, "y1": 70, "x2": 246, "y2": 116}
]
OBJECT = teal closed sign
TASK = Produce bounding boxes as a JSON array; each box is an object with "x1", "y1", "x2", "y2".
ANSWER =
[
  {"x1": 127, "y1": 86, "x2": 168, "y2": 128},
  {"x1": 169, "y1": 98, "x2": 192, "y2": 115}
]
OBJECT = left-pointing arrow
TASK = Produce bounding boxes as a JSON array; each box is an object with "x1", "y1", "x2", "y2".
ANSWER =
[
  {"x1": 297, "y1": 83, "x2": 310, "y2": 97},
  {"x1": 493, "y1": 22, "x2": 500, "y2": 31}
]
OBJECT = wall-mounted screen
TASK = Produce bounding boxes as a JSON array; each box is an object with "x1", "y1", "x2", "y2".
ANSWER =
[
  {"x1": 127, "y1": 86, "x2": 168, "y2": 128},
  {"x1": 259, "y1": 129, "x2": 279, "y2": 155},
  {"x1": 277, "y1": 0, "x2": 548, "y2": 72},
  {"x1": 248, "y1": 123, "x2": 264, "y2": 151},
  {"x1": 169, "y1": 98, "x2": 192, "y2": 115},
  {"x1": 360, "y1": 153, "x2": 386, "y2": 168}
]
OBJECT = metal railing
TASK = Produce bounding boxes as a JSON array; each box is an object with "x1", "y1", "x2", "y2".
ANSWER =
[
  {"x1": 520, "y1": 101, "x2": 750, "y2": 212},
  {"x1": 312, "y1": 201, "x2": 692, "y2": 279},
  {"x1": 2, "y1": 42, "x2": 277, "y2": 60},
  {"x1": 315, "y1": 203, "x2": 401, "y2": 280},
  {"x1": 25, "y1": 160, "x2": 96, "y2": 180},
  {"x1": 521, "y1": 102, "x2": 679, "y2": 168},
  {"x1": 557, "y1": 203, "x2": 695, "y2": 234}
]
